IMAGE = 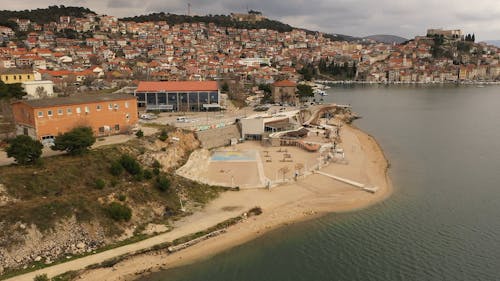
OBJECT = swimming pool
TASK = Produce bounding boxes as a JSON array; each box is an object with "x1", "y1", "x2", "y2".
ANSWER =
[{"x1": 211, "y1": 150, "x2": 257, "y2": 161}]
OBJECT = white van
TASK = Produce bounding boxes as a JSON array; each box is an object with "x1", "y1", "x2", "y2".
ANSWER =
[{"x1": 176, "y1": 116, "x2": 188, "y2": 123}]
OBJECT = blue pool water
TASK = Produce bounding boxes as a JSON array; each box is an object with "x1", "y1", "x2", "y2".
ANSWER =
[{"x1": 210, "y1": 150, "x2": 257, "y2": 161}]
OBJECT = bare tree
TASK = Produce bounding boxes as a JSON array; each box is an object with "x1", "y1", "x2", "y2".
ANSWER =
[
  {"x1": 35, "y1": 86, "x2": 48, "y2": 98},
  {"x1": 279, "y1": 166, "x2": 290, "y2": 181}
]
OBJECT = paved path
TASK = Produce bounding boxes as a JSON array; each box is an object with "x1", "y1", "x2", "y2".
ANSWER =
[{"x1": 0, "y1": 126, "x2": 158, "y2": 167}]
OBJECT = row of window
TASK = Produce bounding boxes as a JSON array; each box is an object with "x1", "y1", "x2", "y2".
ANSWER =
[
  {"x1": 37, "y1": 102, "x2": 129, "y2": 117},
  {"x1": 2, "y1": 74, "x2": 31, "y2": 81}
]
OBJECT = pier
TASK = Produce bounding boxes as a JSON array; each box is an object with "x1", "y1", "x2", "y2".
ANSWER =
[{"x1": 315, "y1": 171, "x2": 379, "y2": 193}]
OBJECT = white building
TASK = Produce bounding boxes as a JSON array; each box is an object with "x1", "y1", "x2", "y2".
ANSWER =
[{"x1": 22, "y1": 80, "x2": 55, "y2": 99}]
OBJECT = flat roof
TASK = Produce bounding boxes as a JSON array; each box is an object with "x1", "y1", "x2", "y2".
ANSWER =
[
  {"x1": 136, "y1": 81, "x2": 218, "y2": 92},
  {"x1": 13, "y1": 93, "x2": 136, "y2": 108}
]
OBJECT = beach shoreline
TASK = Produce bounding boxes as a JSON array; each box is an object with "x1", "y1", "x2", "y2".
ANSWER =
[{"x1": 76, "y1": 123, "x2": 393, "y2": 281}]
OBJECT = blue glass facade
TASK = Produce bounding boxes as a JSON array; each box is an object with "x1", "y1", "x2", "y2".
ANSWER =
[{"x1": 134, "y1": 91, "x2": 220, "y2": 112}]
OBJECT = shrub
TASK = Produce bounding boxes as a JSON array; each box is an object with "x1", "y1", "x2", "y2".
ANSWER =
[
  {"x1": 94, "y1": 178, "x2": 106, "y2": 189},
  {"x1": 117, "y1": 194, "x2": 126, "y2": 201},
  {"x1": 152, "y1": 159, "x2": 162, "y2": 169},
  {"x1": 155, "y1": 175, "x2": 170, "y2": 191},
  {"x1": 6, "y1": 135, "x2": 43, "y2": 165},
  {"x1": 110, "y1": 178, "x2": 119, "y2": 187},
  {"x1": 143, "y1": 169, "x2": 153, "y2": 180},
  {"x1": 152, "y1": 167, "x2": 160, "y2": 175},
  {"x1": 133, "y1": 171, "x2": 144, "y2": 182},
  {"x1": 109, "y1": 161, "x2": 124, "y2": 176},
  {"x1": 135, "y1": 129, "x2": 144, "y2": 138},
  {"x1": 105, "y1": 202, "x2": 132, "y2": 222},
  {"x1": 119, "y1": 154, "x2": 142, "y2": 175},
  {"x1": 158, "y1": 129, "x2": 168, "y2": 141},
  {"x1": 33, "y1": 274, "x2": 49, "y2": 281},
  {"x1": 52, "y1": 126, "x2": 96, "y2": 155}
]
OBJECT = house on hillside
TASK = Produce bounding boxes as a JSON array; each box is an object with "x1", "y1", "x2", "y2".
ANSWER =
[{"x1": 271, "y1": 80, "x2": 298, "y2": 105}]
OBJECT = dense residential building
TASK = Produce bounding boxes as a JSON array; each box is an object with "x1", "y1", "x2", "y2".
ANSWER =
[
  {"x1": 0, "y1": 69, "x2": 36, "y2": 84},
  {"x1": 11, "y1": 94, "x2": 138, "y2": 143},
  {"x1": 134, "y1": 81, "x2": 220, "y2": 112}
]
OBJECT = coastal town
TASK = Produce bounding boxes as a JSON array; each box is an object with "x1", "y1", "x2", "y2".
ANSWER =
[
  {"x1": 0, "y1": 7, "x2": 500, "y2": 95},
  {"x1": 0, "y1": 5, "x2": 495, "y2": 281}
]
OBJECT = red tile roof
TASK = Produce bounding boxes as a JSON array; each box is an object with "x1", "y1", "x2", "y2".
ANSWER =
[{"x1": 136, "y1": 81, "x2": 218, "y2": 92}]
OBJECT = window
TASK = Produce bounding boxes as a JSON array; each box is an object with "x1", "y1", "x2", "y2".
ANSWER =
[
  {"x1": 96, "y1": 105, "x2": 102, "y2": 111},
  {"x1": 108, "y1": 103, "x2": 113, "y2": 110},
  {"x1": 85, "y1": 106, "x2": 90, "y2": 113},
  {"x1": 114, "y1": 124, "x2": 120, "y2": 131},
  {"x1": 125, "y1": 101, "x2": 129, "y2": 108},
  {"x1": 126, "y1": 113, "x2": 130, "y2": 119},
  {"x1": 38, "y1": 111, "x2": 43, "y2": 117},
  {"x1": 18, "y1": 75, "x2": 21, "y2": 79},
  {"x1": 27, "y1": 75, "x2": 30, "y2": 79},
  {"x1": 67, "y1": 108, "x2": 72, "y2": 114},
  {"x1": 76, "y1": 107, "x2": 81, "y2": 114},
  {"x1": 57, "y1": 109, "x2": 63, "y2": 115},
  {"x1": 114, "y1": 104, "x2": 119, "y2": 110},
  {"x1": 13, "y1": 76, "x2": 16, "y2": 80},
  {"x1": 47, "y1": 110, "x2": 53, "y2": 116},
  {"x1": 4, "y1": 76, "x2": 7, "y2": 81},
  {"x1": 98, "y1": 127, "x2": 105, "y2": 133}
]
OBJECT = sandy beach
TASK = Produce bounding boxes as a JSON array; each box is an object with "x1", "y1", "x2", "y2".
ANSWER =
[
  {"x1": 4, "y1": 121, "x2": 391, "y2": 281},
  {"x1": 73, "y1": 124, "x2": 392, "y2": 281}
]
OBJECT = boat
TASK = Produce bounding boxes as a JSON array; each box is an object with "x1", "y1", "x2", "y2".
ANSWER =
[{"x1": 313, "y1": 89, "x2": 328, "y2": 96}]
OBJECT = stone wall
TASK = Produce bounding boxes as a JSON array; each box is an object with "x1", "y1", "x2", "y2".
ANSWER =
[{"x1": 195, "y1": 124, "x2": 241, "y2": 149}]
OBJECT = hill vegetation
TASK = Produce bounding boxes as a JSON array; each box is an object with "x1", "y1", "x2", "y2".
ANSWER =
[
  {"x1": 121, "y1": 12, "x2": 295, "y2": 33},
  {"x1": 0, "y1": 5, "x2": 95, "y2": 25},
  {"x1": 0, "y1": 128, "x2": 227, "y2": 275}
]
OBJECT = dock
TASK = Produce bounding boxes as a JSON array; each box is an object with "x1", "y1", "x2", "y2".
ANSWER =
[{"x1": 315, "y1": 171, "x2": 379, "y2": 193}]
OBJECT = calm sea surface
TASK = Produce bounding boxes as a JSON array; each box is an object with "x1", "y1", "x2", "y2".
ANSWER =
[{"x1": 141, "y1": 85, "x2": 500, "y2": 281}]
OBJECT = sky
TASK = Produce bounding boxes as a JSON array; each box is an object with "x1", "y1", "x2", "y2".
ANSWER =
[{"x1": 2, "y1": 0, "x2": 500, "y2": 41}]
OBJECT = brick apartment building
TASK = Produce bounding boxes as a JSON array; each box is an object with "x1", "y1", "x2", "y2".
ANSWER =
[
  {"x1": 11, "y1": 94, "x2": 138, "y2": 143},
  {"x1": 134, "y1": 81, "x2": 220, "y2": 112}
]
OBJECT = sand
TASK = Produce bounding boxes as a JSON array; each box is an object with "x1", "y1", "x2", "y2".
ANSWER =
[{"x1": 6, "y1": 124, "x2": 392, "y2": 281}]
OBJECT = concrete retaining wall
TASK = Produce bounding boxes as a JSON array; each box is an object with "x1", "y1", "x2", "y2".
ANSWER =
[{"x1": 195, "y1": 124, "x2": 241, "y2": 149}]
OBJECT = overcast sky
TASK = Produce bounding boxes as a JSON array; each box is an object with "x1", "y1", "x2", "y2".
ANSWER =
[{"x1": 3, "y1": 0, "x2": 500, "y2": 40}]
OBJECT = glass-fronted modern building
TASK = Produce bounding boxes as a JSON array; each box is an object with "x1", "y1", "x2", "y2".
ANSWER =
[{"x1": 134, "y1": 81, "x2": 220, "y2": 112}]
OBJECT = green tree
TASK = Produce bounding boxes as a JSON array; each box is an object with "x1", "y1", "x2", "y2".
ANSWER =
[
  {"x1": 258, "y1": 83, "x2": 272, "y2": 103},
  {"x1": 6, "y1": 135, "x2": 43, "y2": 165},
  {"x1": 52, "y1": 127, "x2": 96, "y2": 155},
  {"x1": 297, "y1": 84, "x2": 314, "y2": 101},
  {"x1": 221, "y1": 82, "x2": 229, "y2": 92},
  {"x1": 0, "y1": 81, "x2": 26, "y2": 100}
]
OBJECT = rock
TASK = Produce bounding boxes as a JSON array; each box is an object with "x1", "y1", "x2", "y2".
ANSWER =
[
  {"x1": 34, "y1": 256, "x2": 42, "y2": 262},
  {"x1": 76, "y1": 242, "x2": 85, "y2": 249},
  {"x1": 19, "y1": 223, "x2": 26, "y2": 230}
]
